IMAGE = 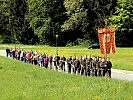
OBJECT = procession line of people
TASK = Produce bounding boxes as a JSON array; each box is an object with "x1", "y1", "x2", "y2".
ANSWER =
[{"x1": 6, "y1": 48, "x2": 112, "y2": 77}]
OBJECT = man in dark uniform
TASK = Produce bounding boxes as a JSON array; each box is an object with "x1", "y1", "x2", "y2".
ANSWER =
[
  {"x1": 97, "y1": 57, "x2": 102, "y2": 76},
  {"x1": 100, "y1": 58, "x2": 106, "y2": 76},
  {"x1": 80, "y1": 57, "x2": 87, "y2": 76},
  {"x1": 72, "y1": 56, "x2": 76, "y2": 73},
  {"x1": 12, "y1": 49, "x2": 15, "y2": 59},
  {"x1": 89, "y1": 57, "x2": 94, "y2": 76},
  {"x1": 67, "y1": 56, "x2": 72, "y2": 73},
  {"x1": 79, "y1": 56, "x2": 83, "y2": 74},
  {"x1": 86, "y1": 57, "x2": 92, "y2": 76},
  {"x1": 18, "y1": 49, "x2": 21, "y2": 60},
  {"x1": 92, "y1": 57, "x2": 98, "y2": 76},
  {"x1": 74, "y1": 57, "x2": 80, "y2": 74},
  {"x1": 23, "y1": 50, "x2": 27, "y2": 63},
  {"x1": 106, "y1": 57, "x2": 112, "y2": 78},
  {"x1": 55, "y1": 54, "x2": 60, "y2": 70},
  {"x1": 60, "y1": 55, "x2": 66, "y2": 72}
]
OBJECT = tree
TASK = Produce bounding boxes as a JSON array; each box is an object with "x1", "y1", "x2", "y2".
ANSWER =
[
  {"x1": 0, "y1": 0, "x2": 11, "y2": 43},
  {"x1": 27, "y1": 0, "x2": 67, "y2": 46},
  {"x1": 9, "y1": 0, "x2": 38, "y2": 44},
  {"x1": 62, "y1": 0, "x2": 117, "y2": 43},
  {"x1": 110, "y1": 0, "x2": 133, "y2": 46}
]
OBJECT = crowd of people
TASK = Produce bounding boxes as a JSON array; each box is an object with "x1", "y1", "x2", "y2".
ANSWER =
[{"x1": 6, "y1": 48, "x2": 112, "y2": 78}]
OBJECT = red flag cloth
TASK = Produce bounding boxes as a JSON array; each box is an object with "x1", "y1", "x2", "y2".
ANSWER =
[
  {"x1": 105, "y1": 28, "x2": 111, "y2": 54},
  {"x1": 98, "y1": 28, "x2": 105, "y2": 54},
  {"x1": 98, "y1": 28, "x2": 116, "y2": 54},
  {"x1": 110, "y1": 28, "x2": 116, "y2": 53}
]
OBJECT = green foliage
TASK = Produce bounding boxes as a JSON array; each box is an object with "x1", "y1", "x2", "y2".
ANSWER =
[
  {"x1": 9, "y1": 0, "x2": 38, "y2": 44},
  {"x1": 27, "y1": 0, "x2": 117, "y2": 46},
  {"x1": 27, "y1": 0, "x2": 67, "y2": 46},
  {"x1": 0, "y1": 56, "x2": 133, "y2": 99},
  {"x1": 0, "y1": 0, "x2": 39, "y2": 44},
  {"x1": 109, "y1": 0, "x2": 133, "y2": 46},
  {"x1": 62, "y1": 0, "x2": 88, "y2": 32},
  {"x1": 0, "y1": 0, "x2": 11, "y2": 43},
  {"x1": 110, "y1": 0, "x2": 133, "y2": 30},
  {"x1": 0, "y1": 0, "x2": 132, "y2": 46},
  {"x1": 62, "y1": 0, "x2": 117, "y2": 42}
]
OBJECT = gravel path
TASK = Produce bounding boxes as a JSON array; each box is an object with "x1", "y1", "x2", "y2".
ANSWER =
[
  {"x1": 111, "y1": 69, "x2": 133, "y2": 81},
  {"x1": 0, "y1": 50, "x2": 6, "y2": 57},
  {"x1": 0, "y1": 50, "x2": 133, "y2": 81}
]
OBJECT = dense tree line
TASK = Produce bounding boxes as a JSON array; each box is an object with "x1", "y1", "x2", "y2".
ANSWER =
[
  {"x1": 0, "y1": 0, "x2": 132, "y2": 46},
  {"x1": 110, "y1": 0, "x2": 133, "y2": 47}
]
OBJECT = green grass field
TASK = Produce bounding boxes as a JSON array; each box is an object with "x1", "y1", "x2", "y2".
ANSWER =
[
  {"x1": 0, "y1": 44, "x2": 133, "y2": 71},
  {"x1": 0, "y1": 56, "x2": 133, "y2": 100}
]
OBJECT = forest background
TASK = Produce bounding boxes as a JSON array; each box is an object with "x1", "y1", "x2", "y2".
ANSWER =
[{"x1": 0, "y1": 0, "x2": 133, "y2": 47}]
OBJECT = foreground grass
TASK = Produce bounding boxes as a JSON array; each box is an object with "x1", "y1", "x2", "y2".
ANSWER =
[
  {"x1": 0, "y1": 56, "x2": 133, "y2": 100},
  {"x1": 0, "y1": 44, "x2": 133, "y2": 71}
]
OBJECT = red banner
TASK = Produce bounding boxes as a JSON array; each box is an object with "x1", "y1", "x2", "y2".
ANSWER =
[
  {"x1": 98, "y1": 28, "x2": 116, "y2": 54},
  {"x1": 110, "y1": 28, "x2": 116, "y2": 54},
  {"x1": 98, "y1": 28, "x2": 105, "y2": 54}
]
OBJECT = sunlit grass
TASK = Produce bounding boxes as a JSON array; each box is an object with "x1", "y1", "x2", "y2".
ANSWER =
[{"x1": 0, "y1": 56, "x2": 133, "y2": 99}]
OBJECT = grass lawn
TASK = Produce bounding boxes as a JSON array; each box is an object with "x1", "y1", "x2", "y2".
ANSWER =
[
  {"x1": 0, "y1": 56, "x2": 133, "y2": 100},
  {"x1": 0, "y1": 44, "x2": 133, "y2": 71}
]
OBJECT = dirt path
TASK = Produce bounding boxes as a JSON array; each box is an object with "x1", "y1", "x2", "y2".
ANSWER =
[{"x1": 0, "y1": 50, "x2": 133, "y2": 81}]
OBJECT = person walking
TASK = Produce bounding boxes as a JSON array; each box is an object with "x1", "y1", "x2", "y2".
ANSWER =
[
  {"x1": 34, "y1": 54, "x2": 38, "y2": 65},
  {"x1": 55, "y1": 54, "x2": 60, "y2": 70},
  {"x1": 80, "y1": 57, "x2": 87, "y2": 76},
  {"x1": 38, "y1": 54, "x2": 43, "y2": 67},
  {"x1": 74, "y1": 57, "x2": 80, "y2": 74},
  {"x1": 20, "y1": 49, "x2": 24, "y2": 61},
  {"x1": 60, "y1": 55, "x2": 66, "y2": 72},
  {"x1": 6, "y1": 48, "x2": 10, "y2": 57},
  {"x1": 44, "y1": 56, "x2": 49, "y2": 69},
  {"x1": 67, "y1": 56, "x2": 72, "y2": 73},
  {"x1": 49, "y1": 55, "x2": 53, "y2": 69},
  {"x1": 27, "y1": 52, "x2": 31, "y2": 64},
  {"x1": 106, "y1": 57, "x2": 112, "y2": 78},
  {"x1": 15, "y1": 48, "x2": 18, "y2": 60}
]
